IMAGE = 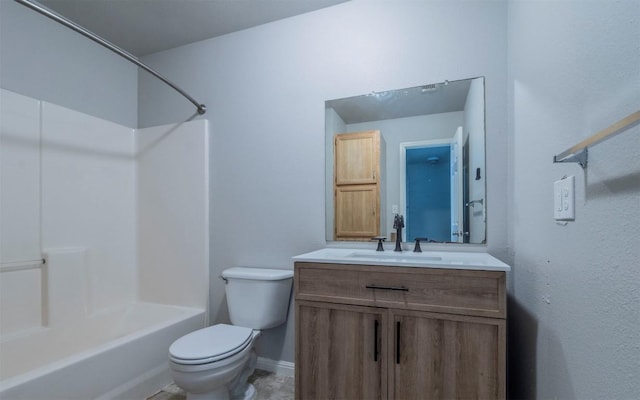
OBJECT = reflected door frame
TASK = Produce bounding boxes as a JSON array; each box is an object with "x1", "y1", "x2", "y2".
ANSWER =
[{"x1": 450, "y1": 127, "x2": 464, "y2": 243}]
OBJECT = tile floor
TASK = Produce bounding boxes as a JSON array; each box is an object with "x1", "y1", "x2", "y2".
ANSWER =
[{"x1": 147, "y1": 370, "x2": 294, "y2": 400}]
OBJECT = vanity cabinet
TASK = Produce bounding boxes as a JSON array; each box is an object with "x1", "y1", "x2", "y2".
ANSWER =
[
  {"x1": 294, "y1": 262, "x2": 506, "y2": 400},
  {"x1": 333, "y1": 131, "x2": 381, "y2": 240}
]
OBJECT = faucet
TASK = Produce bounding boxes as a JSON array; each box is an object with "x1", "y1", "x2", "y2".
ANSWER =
[
  {"x1": 393, "y1": 214, "x2": 404, "y2": 252},
  {"x1": 371, "y1": 236, "x2": 386, "y2": 251}
]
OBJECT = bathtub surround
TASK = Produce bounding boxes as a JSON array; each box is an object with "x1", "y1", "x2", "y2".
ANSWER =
[
  {"x1": 41, "y1": 100, "x2": 137, "y2": 313},
  {"x1": 43, "y1": 248, "x2": 89, "y2": 326},
  {"x1": 1, "y1": 89, "x2": 137, "y2": 336},
  {"x1": 0, "y1": 89, "x2": 210, "y2": 399},
  {"x1": 137, "y1": 120, "x2": 210, "y2": 309}
]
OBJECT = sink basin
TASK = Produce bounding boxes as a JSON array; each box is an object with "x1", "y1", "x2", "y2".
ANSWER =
[{"x1": 292, "y1": 248, "x2": 511, "y2": 271}]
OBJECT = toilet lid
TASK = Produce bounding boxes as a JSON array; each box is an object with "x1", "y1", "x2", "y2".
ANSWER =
[{"x1": 169, "y1": 324, "x2": 253, "y2": 364}]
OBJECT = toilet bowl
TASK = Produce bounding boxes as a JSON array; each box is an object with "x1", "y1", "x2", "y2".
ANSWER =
[
  {"x1": 169, "y1": 324, "x2": 260, "y2": 400},
  {"x1": 168, "y1": 267, "x2": 293, "y2": 400}
]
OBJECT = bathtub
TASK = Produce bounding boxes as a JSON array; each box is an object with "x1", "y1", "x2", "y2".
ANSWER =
[{"x1": 0, "y1": 302, "x2": 205, "y2": 400}]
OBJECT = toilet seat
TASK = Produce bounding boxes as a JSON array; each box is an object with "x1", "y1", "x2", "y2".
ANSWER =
[{"x1": 169, "y1": 324, "x2": 254, "y2": 365}]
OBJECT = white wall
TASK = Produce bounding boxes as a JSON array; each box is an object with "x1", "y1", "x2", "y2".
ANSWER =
[
  {"x1": 507, "y1": 1, "x2": 640, "y2": 398},
  {"x1": 0, "y1": 0, "x2": 137, "y2": 127},
  {"x1": 139, "y1": 0, "x2": 508, "y2": 363},
  {"x1": 137, "y1": 120, "x2": 210, "y2": 311}
]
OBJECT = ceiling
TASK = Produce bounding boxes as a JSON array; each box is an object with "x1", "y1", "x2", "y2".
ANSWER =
[
  {"x1": 326, "y1": 79, "x2": 473, "y2": 124},
  {"x1": 37, "y1": 0, "x2": 349, "y2": 56}
]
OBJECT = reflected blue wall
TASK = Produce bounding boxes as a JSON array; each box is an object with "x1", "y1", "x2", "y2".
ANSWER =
[{"x1": 406, "y1": 146, "x2": 451, "y2": 242}]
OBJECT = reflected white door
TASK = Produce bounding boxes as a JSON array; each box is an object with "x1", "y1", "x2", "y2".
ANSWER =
[{"x1": 450, "y1": 127, "x2": 463, "y2": 243}]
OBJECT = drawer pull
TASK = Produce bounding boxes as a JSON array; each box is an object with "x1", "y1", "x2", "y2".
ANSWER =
[
  {"x1": 366, "y1": 284, "x2": 409, "y2": 292},
  {"x1": 374, "y1": 319, "x2": 379, "y2": 362}
]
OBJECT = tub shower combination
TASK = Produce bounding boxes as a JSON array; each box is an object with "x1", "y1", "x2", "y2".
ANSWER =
[
  {"x1": 2, "y1": 2, "x2": 210, "y2": 398},
  {"x1": 0, "y1": 87, "x2": 209, "y2": 399}
]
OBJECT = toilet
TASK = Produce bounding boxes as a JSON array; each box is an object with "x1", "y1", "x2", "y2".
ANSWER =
[{"x1": 168, "y1": 267, "x2": 293, "y2": 400}]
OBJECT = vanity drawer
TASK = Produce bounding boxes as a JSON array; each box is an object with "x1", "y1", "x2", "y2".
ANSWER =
[{"x1": 295, "y1": 262, "x2": 506, "y2": 318}]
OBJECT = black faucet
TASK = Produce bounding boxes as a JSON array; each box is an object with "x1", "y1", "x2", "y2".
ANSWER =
[
  {"x1": 413, "y1": 237, "x2": 429, "y2": 252},
  {"x1": 371, "y1": 236, "x2": 386, "y2": 251},
  {"x1": 393, "y1": 214, "x2": 404, "y2": 252}
]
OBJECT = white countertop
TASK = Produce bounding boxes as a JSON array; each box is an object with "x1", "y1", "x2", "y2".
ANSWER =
[{"x1": 292, "y1": 247, "x2": 511, "y2": 271}]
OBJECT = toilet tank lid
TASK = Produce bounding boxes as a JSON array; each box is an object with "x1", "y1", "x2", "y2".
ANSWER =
[{"x1": 222, "y1": 267, "x2": 293, "y2": 280}]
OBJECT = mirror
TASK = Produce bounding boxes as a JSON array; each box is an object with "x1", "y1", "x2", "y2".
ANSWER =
[{"x1": 325, "y1": 77, "x2": 486, "y2": 244}]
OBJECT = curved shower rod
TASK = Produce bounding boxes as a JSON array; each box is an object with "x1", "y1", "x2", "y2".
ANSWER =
[{"x1": 14, "y1": 0, "x2": 207, "y2": 115}]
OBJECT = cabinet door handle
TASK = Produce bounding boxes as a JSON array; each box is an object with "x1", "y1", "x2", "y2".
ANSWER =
[
  {"x1": 396, "y1": 320, "x2": 401, "y2": 364},
  {"x1": 373, "y1": 319, "x2": 379, "y2": 362},
  {"x1": 366, "y1": 284, "x2": 409, "y2": 292}
]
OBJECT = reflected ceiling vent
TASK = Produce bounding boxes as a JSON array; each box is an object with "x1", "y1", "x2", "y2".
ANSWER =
[{"x1": 421, "y1": 84, "x2": 437, "y2": 93}]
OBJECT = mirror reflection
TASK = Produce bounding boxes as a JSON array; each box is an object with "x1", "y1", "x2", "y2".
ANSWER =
[{"x1": 325, "y1": 77, "x2": 486, "y2": 244}]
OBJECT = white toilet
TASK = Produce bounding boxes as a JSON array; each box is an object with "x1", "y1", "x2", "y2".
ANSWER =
[{"x1": 168, "y1": 267, "x2": 293, "y2": 400}]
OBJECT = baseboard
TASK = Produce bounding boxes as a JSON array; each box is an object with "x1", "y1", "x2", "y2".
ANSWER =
[{"x1": 256, "y1": 357, "x2": 295, "y2": 377}]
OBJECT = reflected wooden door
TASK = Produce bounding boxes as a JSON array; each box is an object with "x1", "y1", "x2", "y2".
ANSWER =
[{"x1": 333, "y1": 130, "x2": 381, "y2": 240}]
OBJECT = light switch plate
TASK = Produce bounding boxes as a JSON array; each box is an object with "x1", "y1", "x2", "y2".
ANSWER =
[{"x1": 554, "y1": 176, "x2": 575, "y2": 221}]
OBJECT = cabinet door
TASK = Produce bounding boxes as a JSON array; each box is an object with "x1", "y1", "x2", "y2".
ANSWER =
[
  {"x1": 391, "y1": 310, "x2": 506, "y2": 400},
  {"x1": 296, "y1": 300, "x2": 387, "y2": 400},
  {"x1": 334, "y1": 130, "x2": 380, "y2": 185},
  {"x1": 334, "y1": 184, "x2": 379, "y2": 239}
]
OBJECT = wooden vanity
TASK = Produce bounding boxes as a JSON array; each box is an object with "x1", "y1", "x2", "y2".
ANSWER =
[{"x1": 293, "y1": 250, "x2": 508, "y2": 399}]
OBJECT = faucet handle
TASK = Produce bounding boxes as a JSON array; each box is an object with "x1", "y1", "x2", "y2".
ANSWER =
[
  {"x1": 413, "y1": 237, "x2": 429, "y2": 252},
  {"x1": 393, "y1": 214, "x2": 405, "y2": 229},
  {"x1": 371, "y1": 236, "x2": 386, "y2": 251}
]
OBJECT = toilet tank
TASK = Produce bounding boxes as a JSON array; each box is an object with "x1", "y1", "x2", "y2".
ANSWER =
[{"x1": 221, "y1": 267, "x2": 293, "y2": 330}]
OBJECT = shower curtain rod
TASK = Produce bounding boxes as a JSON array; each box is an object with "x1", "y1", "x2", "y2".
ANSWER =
[{"x1": 14, "y1": 0, "x2": 207, "y2": 115}]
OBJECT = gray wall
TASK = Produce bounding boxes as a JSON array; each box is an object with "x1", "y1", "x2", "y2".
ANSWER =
[
  {"x1": 507, "y1": 1, "x2": 640, "y2": 398},
  {"x1": 0, "y1": 0, "x2": 137, "y2": 127},
  {"x1": 139, "y1": 0, "x2": 509, "y2": 363}
]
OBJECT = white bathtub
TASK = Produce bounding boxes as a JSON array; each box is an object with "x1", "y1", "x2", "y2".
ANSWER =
[{"x1": 0, "y1": 302, "x2": 205, "y2": 400}]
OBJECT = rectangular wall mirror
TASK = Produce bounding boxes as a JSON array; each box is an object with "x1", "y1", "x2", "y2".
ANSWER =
[{"x1": 325, "y1": 77, "x2": 486, "y2": 245}]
